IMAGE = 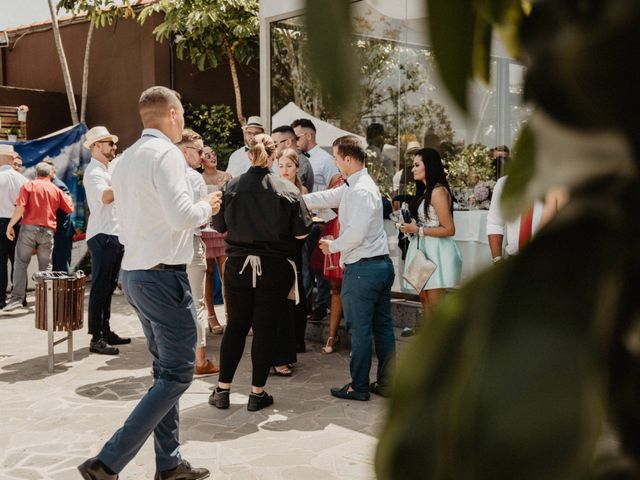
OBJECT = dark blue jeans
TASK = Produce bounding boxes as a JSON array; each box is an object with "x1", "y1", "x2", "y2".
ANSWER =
[
  {"x1": 341, "y1": 257, "x2": 396, "y2": 394},
  {"x1": 98, "y1": 269, "x2": 197, "y2": 473},
  {"x1": 0, "y1": 219, "x2": 19, "y2": 308},
  {"x1": 52, "y1": 234, "x2": 74, "y2": 273},
  {"x1": 87, "y1": 234, "x2": 124, "y2": 338}
]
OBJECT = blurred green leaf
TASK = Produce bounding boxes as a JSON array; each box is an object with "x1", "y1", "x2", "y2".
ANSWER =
[
  {"x1": 427, "y1": 0, "x2": 475, "y2": 112},
  {"x1": 502, "y1": 122, "x2": 536, "y2": 220},
  {"x1": 305, "y1": 0, "x2": 359, "y2": 115},
  {"x1": 376, "y1": 183, "x2": 630, "y2": 479},
  {"x1": 472, "y1": 15, "x2": 492, "y2": 83}
]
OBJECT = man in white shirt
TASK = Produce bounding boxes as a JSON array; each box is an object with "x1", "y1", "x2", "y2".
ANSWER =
[
  {"x1": 291, "y1": 118, "x2": 340, "y2": 321},
  {"x1": 225, "y1": 115, "x2": 264, "y2": 178},
  {"x1": 83, "y1": 126, "x2": 129, "y2": 356},
  {"x1": 177, "y1": 128, "x2": 219, "y2": 377},
  {"x1": 0, "y1": 145, "x2": 28, "y2": 309},
  {"x1": 304, "y1": 135, "x2": 395, "y2": 402},
  {"x1": 486, "y1": 175, "x2": 544, "y2": 261},
  {"x1": 78, "y1": 86, "x2": 220, "y2": 480}
]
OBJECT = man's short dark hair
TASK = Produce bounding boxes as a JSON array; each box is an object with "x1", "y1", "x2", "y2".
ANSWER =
[
  {"x1": 333, "y1": 135, "x2": 365, "y2": 163},
  {"x1": 291, "y1": 118, "x2": 316, "y2": 132},
  {"x1": 272, "y1": 125, "x2": 296, "y2": 137}
]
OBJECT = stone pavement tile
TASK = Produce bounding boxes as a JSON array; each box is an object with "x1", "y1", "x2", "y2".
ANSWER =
[{"x1": 0, "y1": 292, "x2": 397, "y2": 480}]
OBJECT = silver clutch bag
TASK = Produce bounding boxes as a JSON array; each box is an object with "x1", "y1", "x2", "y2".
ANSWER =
[{"x1": 402, "y1": 237, "x2": 437, "y2": 293}]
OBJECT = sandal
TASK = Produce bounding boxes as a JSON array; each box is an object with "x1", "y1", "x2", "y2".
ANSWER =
[
  {"x1": 322, "y1": 336, "x2": 339, "y2": 354},
  {"x1": 272, "y1": 366, "x2": 293, "y2": 377},
  {"x1": 208, "y1": 315, "x2": 222, "y2": 334}
]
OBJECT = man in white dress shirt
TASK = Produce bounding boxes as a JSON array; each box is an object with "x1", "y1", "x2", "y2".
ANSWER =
[
  {"x1": 0, "y1": 145, "x2": 28, "y2": 310},
  {"x1": 78, "y1": 86, "x2": 219, "y2": 480},
  {"x1": 177, "y1": 128, "x2": 219, "y2": 376},
  {"x1": 486, "y1": 175, "x2": 544, "y2": 262},
  {"x1": 303, "y1": 135, "x2": 395, "y2": 402},
  {"x1": 291, "y1": 118, "x2": 340, "y2": 321},
  {"x1": 225, "y1": 115, "x2": 264, "y2": 178},
  {"x1": 83, "y1": 126, "x2": 129, "y2": 355}
]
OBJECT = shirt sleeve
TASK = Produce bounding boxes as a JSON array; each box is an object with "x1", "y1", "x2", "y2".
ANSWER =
[
  {"x1": 486, "y1": 177, "x2": 506, "y2": 236},
  {"x1": 59, "y1": 189, "x2": 74, "y2": 213},
  {"x1": 291, "y1": 194, "x2": 313, "y2": 237},
  {"x1": 303, "y1": 184, "x2": 346, "y2": 210},
  {"x1": 15, "y1": 184, "x2": 30, "y2": 207},
  {"x1": 329, "y1": 188, "x2": 375, "y2": 253},
  {"x1": 154, "y1": 149, "x2": 212, "y2": 231},
  {"x1": 212, "y1": 190, "x2": 228, "y2": 233}
]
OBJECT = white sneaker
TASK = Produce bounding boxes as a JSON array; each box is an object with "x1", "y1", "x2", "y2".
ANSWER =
[{"x1": 3, "y1": 299, "x2": 23, "y2": 311}]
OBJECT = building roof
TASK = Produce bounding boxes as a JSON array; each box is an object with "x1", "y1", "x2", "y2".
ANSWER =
[{"x1": 5, "y1": 0, "x2": 157, "y2": 36}]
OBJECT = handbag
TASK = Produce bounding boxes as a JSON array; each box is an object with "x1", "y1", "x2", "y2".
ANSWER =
[{"x1": 402, "y1": 235, "x2": 437, "y2": 293}]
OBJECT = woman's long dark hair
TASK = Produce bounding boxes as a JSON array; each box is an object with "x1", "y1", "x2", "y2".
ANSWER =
[{"x1": 409, "y1": 148, "x2": 453, "y2": 221}]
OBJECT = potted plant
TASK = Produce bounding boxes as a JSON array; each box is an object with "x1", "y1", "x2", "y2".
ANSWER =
[
  {"x1": 17, "y1": 105, "x2": 29, "y2": 122},
  {"x1": 6, "y1": 126, "x2": 20, "y2": 142}
]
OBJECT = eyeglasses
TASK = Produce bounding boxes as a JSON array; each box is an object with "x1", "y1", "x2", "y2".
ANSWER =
[
  {"x1": 276, "y1": 139, "x2": 288, "y2": 145},
  {"x1": 98, "y1": 140, "x2": 116, "y2": 147},
  {"x1": 185, "y1": 146, "x2": 204, "y2": 156}
]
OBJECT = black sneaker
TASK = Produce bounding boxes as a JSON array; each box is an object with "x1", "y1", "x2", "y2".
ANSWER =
[
  {"x1": 208, "y1": 388, "x2": 230, "y2": 409},
  {"x1": 105, "y1": 332, "x2": 131, "y2": 345},
  {"x1": 247, "y1": 391, "x2": 274, "y2": 411},
  {"x1": 154, "y1": 459, "x2": 209, "y2": 480},
  {"x1": 90, "y1": 339, "x2": 119, "y2": 355}
]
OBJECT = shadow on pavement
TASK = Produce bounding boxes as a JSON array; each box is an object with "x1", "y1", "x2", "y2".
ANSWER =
[{"x1": 0, "y1": 347, "x2": 91, "y2": 383}]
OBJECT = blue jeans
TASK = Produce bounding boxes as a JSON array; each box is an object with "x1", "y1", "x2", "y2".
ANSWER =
[
  {"x1": 98, "y1": 269, "x2": 197, "y2": 473},
  {"x1": 341, "y1": 257, "x2": 396, "y2": 394}
]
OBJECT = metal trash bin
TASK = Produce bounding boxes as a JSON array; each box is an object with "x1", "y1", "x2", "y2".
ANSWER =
[{"x1": 33, "y1": 271, "x2": 86, "y2": 372}]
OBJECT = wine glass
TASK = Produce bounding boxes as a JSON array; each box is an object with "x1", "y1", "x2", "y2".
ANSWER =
[{"x1": 321, "y1": 235, "x2": 338, "y2": 271}]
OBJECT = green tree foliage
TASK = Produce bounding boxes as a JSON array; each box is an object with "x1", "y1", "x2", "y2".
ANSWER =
[
  {"x1": 303, "y1": 0, "x2": 640, "y2": 478},
  {"x1": 139, "y1": 0, "x2": 259, "y2": 126},
  {"x1": 183, "y1": 103, "x2": 239, "y2": 171}
]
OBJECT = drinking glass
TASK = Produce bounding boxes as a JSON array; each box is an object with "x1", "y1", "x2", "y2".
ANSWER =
[{"x1": 321, "y1": 235, "x2": 339, "y2": 271}]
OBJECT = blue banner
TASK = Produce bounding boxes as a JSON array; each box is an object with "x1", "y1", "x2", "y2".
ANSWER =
[{"x1": 1, "y1": 123, "x2": 90, "y2": 231}]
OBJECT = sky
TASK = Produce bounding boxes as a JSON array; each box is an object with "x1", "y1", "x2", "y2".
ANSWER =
[{"x1": 0, "y1": 0, "x2": 60, "y2": 31}]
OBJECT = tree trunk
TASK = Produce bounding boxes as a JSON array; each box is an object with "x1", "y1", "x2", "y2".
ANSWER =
[
  {"x1": 225, "y1": 42, "x2": 245, "y2": 126},
  {"x1": 80, "y1": 21, "x2": 94, "y2": 124},
  {"x1": 47, "y1": 0, "x2": 79, "y2": 125}
]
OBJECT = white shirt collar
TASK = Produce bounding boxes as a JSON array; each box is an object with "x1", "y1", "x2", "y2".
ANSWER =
[
  {"x1": 142, "y1": 128, "x2": 173, "y2": 143},
  {"x1": 0, "y1": 165, "x2": 13, "y2": 172},
  {"x1": 345, "y1": 167, "x2": 367, "y2": 185},
  {"x1": 307, "y1": 145, "x2": 324, "y2": 156},
  {"x1": 90, "y1": 157, "x2": 108, "y2": 171}
]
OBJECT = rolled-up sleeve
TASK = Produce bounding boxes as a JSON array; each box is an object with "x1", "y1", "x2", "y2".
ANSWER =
[
  {"x1": 155, "y1": 150, "x2": 212, "y2": 231},
  {"x1": 486, "y1": 177, "x2": 506, "y2": 236},
  {"x1": 303, "y1": 185, "x2": 345, "y2": 210}
]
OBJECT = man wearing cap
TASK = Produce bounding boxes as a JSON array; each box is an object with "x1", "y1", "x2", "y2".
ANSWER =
[
  {"x1": 0, "y1": 145, "x2": 28, "y2": 310},
  {"x1": 3, "y1": 162, "x2": 74, "y2": 311},
  {"x1": 225, "y1": 116, "x2": 264, "y2": 178},
  {"x1": 82, "y1": 126, "x2": 129, "y2": 355}
]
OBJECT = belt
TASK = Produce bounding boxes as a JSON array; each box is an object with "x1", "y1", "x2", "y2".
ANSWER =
[
  {"x1": 149, "y1": 263, "x2": 187, "y2": 271},
  {"x1": 357, "y1": 254, "x2": 390, "y2": 263}
]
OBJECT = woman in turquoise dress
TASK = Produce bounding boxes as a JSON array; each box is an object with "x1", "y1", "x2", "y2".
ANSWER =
[{"x1": 398, "y1": 148, "x2": 462, "y2": 313}]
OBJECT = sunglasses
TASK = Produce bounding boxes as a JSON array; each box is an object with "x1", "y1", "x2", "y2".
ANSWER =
[
  {"x1": 98, "y1": 140, "x2": 116, "y2": 147},
  {"x1": 185, "y1": 146, "x2": 204, "y2": 155}
]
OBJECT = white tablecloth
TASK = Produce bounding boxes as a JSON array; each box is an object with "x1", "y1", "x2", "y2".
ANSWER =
[{"x1": 387, "y1": 210, "x2": 492, "y2": 293}]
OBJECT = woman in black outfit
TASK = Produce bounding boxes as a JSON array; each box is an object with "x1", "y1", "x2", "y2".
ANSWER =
[{"x1": 209, "y1": 134, "x2": 313, "y2": 412}]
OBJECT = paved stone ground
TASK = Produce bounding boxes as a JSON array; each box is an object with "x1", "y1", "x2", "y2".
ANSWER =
[{"x1": 0, "y1": 291, "x2": 404, "y2": 480}]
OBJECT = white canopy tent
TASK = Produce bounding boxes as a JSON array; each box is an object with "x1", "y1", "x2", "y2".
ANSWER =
[{"x1": 271, "y1": 102, "x2": 366, "y2": 148}]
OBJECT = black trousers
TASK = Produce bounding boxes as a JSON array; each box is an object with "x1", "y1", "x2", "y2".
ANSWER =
[
  {"x1": 0, "y1": 219, "x2": 20, "y2": 308},
  {"x1": 219, "y1": 255, "x2": 294, "y2": 387},
  {"x1": 87, "y1": 233, "x2": 124, "y2": 338},
  {"x1": 52, "y1": 234, "x2": 74, "y2": 273}
]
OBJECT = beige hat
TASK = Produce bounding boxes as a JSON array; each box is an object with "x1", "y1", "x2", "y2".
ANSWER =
[
  {"x1": 83, "y1": 126, "x2": 118, "y2": 149},
  {"x1": 406, "y1": 141, "x2": 422, "y2": 156},
  {"x1": 0, "y1": 144, "x2": 19, "y2": 158},
  {"x1": 242, "y1": 116, "x2": 264, "y2": 131}
]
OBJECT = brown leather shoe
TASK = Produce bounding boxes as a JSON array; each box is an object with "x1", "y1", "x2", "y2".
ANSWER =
[
  {"x1": 77, "y1": 457, "x2": 118, "y2": 479},
  {"x1": 195, "y1": 360, "x2": 220, "y2": 376},
  {"x1": 154, "y1": 460, "x2": 209, "y2": 479}
]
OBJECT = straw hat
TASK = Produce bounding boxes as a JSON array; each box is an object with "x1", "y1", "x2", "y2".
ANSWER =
[
  {"x1": 242, "y1": 116, "x2": 264, "y2": 131},
  {"x1": 0, "y1": 144, "x2": 19, "y2": 158},
  {"x1": 406, "y1": 141, "x2": 421, "y2": 156},
  {"x1": 83, "y1": 126, "x2": 118, "y2": 149}
]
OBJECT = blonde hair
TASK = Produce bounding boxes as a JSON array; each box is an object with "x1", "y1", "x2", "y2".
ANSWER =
[
  {"x1": 248, "y1": 134, "x2": 276, "y2": 168},
  {"x1": 280, "y1": 148, "x2": 299, "y2": 167},
  {"x1": 177, "y1": 128, "x2": 202, "y2": 145}
]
